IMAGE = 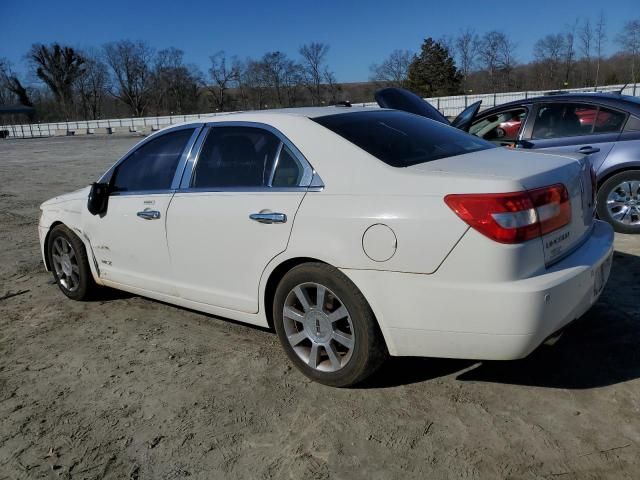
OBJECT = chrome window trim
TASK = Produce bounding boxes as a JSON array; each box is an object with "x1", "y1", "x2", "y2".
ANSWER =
[
  {"x1": 109, "y1": 189, "x2": 175, "y2": 197},
  {"x1": 268, "y1": 141, "x2": 285, "y2": 187},
  {"x1": 98, "y1": 123, "x2": 204, "y2": 186},
  {"x1": 181, "y1": 121, "x2": 323, "y2": 191}
]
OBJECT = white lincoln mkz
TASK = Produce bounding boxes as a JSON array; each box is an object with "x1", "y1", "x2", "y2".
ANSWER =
[{"x1": 38, "y1": 103, "x2": 614, "y2": 386}]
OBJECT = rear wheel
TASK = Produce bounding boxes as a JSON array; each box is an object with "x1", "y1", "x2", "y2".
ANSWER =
[
  {"x1": 596, "y1": 171, "x2": 640, "y2": 234},
  {"x1": 273, "y1": 263, "x2": 388, "y2": 387},
  {"x1": 48, "y1": 224, "x2": 98, "y2": 300}
]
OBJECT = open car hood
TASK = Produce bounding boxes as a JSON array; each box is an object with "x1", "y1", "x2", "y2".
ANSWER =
[{"x1": 374, "y1": 88, "x2": 481, "y2": 132}]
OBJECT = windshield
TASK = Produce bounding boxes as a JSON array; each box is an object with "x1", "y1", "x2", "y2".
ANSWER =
[{"x1": 313, "y1": 110, "x2": 494, "y2": 168}]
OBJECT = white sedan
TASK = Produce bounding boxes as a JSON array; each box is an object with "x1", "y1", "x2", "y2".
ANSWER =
[{"x1": 38, "y1": 105, "x2": 614, "y2": 386}]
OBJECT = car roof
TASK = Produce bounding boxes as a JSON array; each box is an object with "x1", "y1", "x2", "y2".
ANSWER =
[{"x1": 483, "y1": 92, "x2": 640, "y2": 115}]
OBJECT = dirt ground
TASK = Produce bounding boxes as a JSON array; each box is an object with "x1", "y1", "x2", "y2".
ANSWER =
[{"x1": 1, "y1": 135, "x2": 639, "y2": 480}]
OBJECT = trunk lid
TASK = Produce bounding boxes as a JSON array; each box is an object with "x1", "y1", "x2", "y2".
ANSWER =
[{"x1": 410, "y1": 147, "x2": 595, "y2": 265}]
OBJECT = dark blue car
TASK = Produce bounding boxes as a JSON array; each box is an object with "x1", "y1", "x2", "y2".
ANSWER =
[{"x1": 376, "y1": 89, "x2": 640, "y2": 234}]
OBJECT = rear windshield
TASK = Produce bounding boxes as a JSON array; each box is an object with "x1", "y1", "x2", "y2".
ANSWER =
[{"x1": 313, "y1": 110, "x2": 494, "y2": 167}]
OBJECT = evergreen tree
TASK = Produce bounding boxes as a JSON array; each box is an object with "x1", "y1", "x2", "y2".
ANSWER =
[{"x1": 407, "y1": 38, "x2": 462, "y2": 97}]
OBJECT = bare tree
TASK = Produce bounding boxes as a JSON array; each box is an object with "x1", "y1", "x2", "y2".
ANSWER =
[
  {"x1": 153, "y1": 47, "x2": 202, "y2": 115},
  {"x1": 208, "y1": 50, "x2": 240, "y2": 111},
  {"x1": 478, "y1": 31, "x2": 516, "y2": 92},
  {"x1": 0, "y1": 58, "x2": 33, "y2": 107},
  {"x1": 455, "y1": 28, "x2": 480, "y2": 91},
  {"x1": 579, "y1": 18, "x2": 594, "y2": 85},
  {"x1": 369, "y1": 49, "x2": 413, "y2": 87},
  {"x1": 29, "y1": 43, "x2": 85, "y2": 118},
  {"x1": 76, "y1": 49, "x2": 109, "y2": 119},
  {"x1": 594, "y1": 12, "x2": 607, "y2": 88},
  {"x1": 534, "y1": 34, "x2": 565, "y2": 88},
  {"x1": 617, "y1": 18, "x2": 640, "y2": 85},
  {"x1": 103, "y1": 40, "x2": 155, "y2": 117},
  {"x1": 299, "y1": 42, "x2": 330, "y2": 105},
  {"x1": 261, "y1": 51, "x2": 297, "y2": 106},
  {"x1": 563, "y1": 19, "x2": 580, "y2": 86}
]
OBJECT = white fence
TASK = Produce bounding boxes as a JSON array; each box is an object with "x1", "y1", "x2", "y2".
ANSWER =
[{"x1": 1, "y1": 83, "x2": 638, "y2": 139}]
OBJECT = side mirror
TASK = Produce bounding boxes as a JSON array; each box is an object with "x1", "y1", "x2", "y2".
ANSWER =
[{"x1": 87, "y1": 182, "x2": 109, "y2": 216}]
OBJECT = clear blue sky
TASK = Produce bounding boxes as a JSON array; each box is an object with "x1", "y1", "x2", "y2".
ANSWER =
[{"x1": 1, "y1": 0, "x2": 637, "y2": 84}]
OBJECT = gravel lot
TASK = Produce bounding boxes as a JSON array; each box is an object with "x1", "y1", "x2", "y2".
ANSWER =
[{"x1": 1, "y1": 135, "x2": 640, "y2": 479}]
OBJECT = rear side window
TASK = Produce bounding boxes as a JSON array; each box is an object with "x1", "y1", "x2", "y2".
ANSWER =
[
  {"x1": 593, "y1": 106, "x2": 626, "y2": 133},
  {"x1": 191, "y1": 127, "x2": 280, "y2": 188},
  {"x1": 532, "y1": 103, "x2": 626, "y2": 139},
  {"x1": 313, "y1": 110, "x2": 493, "y2": 168},
  {"x1": 271, "y1": 145, "x2": 305, "y2": 187},
  {"x1": 112, "y1": 128, "x2": 195, "y2": 192}
]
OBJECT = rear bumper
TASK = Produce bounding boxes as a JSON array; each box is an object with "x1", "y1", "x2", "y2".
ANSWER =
[{"x1": 341, "y1": 220, "x2": 614, "y2": 359}]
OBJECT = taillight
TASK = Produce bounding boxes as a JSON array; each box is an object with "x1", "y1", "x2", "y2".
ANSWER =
[{"x1": 444, "y1": 184, "x2": 571, "y2": 244}]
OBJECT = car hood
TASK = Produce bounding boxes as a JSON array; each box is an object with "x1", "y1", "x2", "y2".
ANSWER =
[{"x1": 40, "y1": 186, "x2": 90, "y2": 209}]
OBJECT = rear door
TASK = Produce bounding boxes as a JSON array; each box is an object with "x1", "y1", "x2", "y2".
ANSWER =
[
  {"x1": 166, "y1": 124, "x2": 313, "y2": 313},
  {"x1": 521, "y1": 102, "x2": 627, "y2": 172}
]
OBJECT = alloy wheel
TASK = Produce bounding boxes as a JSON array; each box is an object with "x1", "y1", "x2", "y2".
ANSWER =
[
  {"x1": 51, "y1": 236, "x2": 80, "y2": 292},
  {"x1": 606, "y1": 180, "x2": 640, "y2": 226},
  {"x1": 282, "y1": 282, "x2": 355, "y2": 372}
]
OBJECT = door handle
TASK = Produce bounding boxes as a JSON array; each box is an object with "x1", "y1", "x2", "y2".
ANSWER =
[
  {"x1": 577, "y1": 146, "x2": 600, "y2": 155},
  {"x1": 249, "y1": 212, "x2": 287, "y2": 224},
  {"x1": 137, "y1": 210, "x2": 161, "y2": 220}
]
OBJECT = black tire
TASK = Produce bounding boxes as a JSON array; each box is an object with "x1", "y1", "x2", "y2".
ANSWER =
[
  {"x1": 596, "y1": 170, "x2": 640, "y2": 234},
  {"x1": 273, "y1": 262, "x2": 388, "y2": 387},
  {"x1": 48, "y1": 224, "x2": 99, "y2": 300}
]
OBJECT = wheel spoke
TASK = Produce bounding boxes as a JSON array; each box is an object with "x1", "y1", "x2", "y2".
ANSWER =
[
  {"x1": 612, "y1": 206, "x2": 631, "y2": 222},
  {"x1": 288, "y1": 330, "x2": 308, "y2": 346},
  {"x1": 283, "y1": 306, "x2": 305, "y2": 323},
  {"x1": 325, "y1": 342, "x2": 342, "y2": 370},
  {"x1": 332, "y1": 330, "x2": 354, "y2": 349},
  {"x1": 630, "y1": 181, "x2": 640, "y2": 197},
  {"x1": 71, "y1": 264, "x2": 79, "y2": 274},
  {"x1": 316, "y1": 285, "x2": 326, "y2": 311},
  {"x1": 294, "y1": 286, "x2": 312, "y2": 312},
  {"x1": 327, "y1": 305, "x2": 348, "y2": 323},
  {"x1": 607, "y1": 199, "x2": 626, "y2": 208},
  {"x1": 308, "y1": 343, "x2": 320, "y2": 369}
]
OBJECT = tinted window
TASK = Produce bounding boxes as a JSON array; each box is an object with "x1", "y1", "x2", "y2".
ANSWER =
[
  {"x1": 593, "y1": 106, "x2": 626, "y2": 133},
  {"x1": 313, "y1": 111, "x2": 493, "y2": 167},
  {"x1": 532, "y1": 103, "x2": 607, "y2": 139},
  {"x1": 470, "y1": 108, "x2": 527, "y2": 144},
  {"x1": 192, "y1": 127, "x2": 280, "y2": 188},
  {"x1": 272, "y1": 145, "x2": 305, "y2": 187},
  {"x1": 112, "y1": 128, "x2": 194, "y2": 192}
]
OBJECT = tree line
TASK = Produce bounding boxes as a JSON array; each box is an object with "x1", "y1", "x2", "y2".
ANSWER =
[
  {"x1": 1, "y1": 14, "x2": 639, "y2": 124},
  {"x1": 370, "y1": 15, "x2": 640, "y2": 97},
  {"x1": 0, "y1": 41, "x2": 339, "y2": 122}
]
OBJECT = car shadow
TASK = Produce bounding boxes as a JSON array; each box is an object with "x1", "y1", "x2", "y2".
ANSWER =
[{"x1": 366, "y1": 249, "x2": 640, "y2": 390}]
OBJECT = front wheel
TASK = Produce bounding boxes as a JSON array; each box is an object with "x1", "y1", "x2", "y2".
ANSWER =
[
  {"x1": 48, "y1": 224, "x2": 99, "y2": 300},
  {"x1": 273, "y1": 263, "x2": 388, "y2": 387},
  {"x1": 596, "y1": 171, "x2": 640, "y2": 234}
]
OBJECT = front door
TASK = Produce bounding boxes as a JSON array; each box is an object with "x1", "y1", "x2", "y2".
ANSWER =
[
  {"x1": 86, "y1": 126, "x2": 198, "y2": 295},
  {"x1": 166, "y1": 125, "x2": 312, "y2": 313}
]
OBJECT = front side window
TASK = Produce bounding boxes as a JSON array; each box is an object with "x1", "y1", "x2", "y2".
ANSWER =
[
  {"x1": 191, "y1": 127, "x2": 280, "y2": 188},
  {"x1": 112, "y1": 128, "x2": 195, "y2": 192},
  {"x1": 313, "y1": 110, "x2": 493, "y2": 168},
  {"x1": 470, "y1": 108, "x2": 527, "y2": 144}
]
